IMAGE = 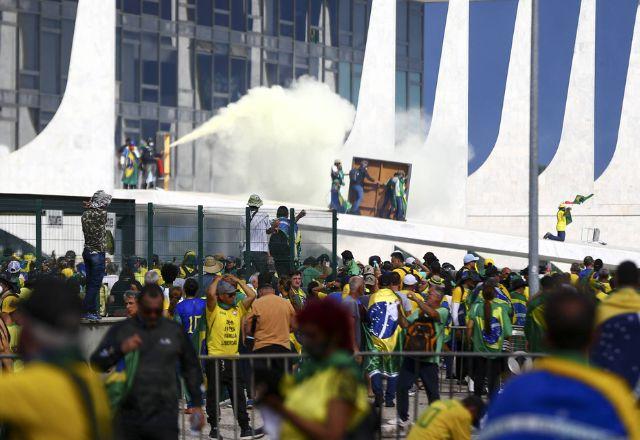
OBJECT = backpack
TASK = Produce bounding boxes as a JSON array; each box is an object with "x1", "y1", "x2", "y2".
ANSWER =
[{"x1": 404, "y1": 319, "x2": 438, "y2": 352}]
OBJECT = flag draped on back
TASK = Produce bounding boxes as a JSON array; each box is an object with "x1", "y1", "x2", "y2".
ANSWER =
[{"x1": 364, "y1": 288, "x2": 404, "y2": 377}]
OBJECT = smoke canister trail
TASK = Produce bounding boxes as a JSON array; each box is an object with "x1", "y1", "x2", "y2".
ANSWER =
[{"x1": 171, "y1": 76, "x2": 355, "y2": 207}]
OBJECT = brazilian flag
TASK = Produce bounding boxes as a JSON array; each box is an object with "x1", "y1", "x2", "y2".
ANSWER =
[{"x1": 572, "y1": 194, "x2": 594, "y2": 205}]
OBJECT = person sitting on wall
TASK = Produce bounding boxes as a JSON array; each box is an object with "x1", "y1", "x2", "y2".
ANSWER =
[{"x1": 543, "y1": 203, "x2": 571, "y2": 242}]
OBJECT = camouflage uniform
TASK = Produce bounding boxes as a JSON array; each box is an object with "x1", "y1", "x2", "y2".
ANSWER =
[{"x1": 81, "y1": 209, "x2": 107, "y2": 253}]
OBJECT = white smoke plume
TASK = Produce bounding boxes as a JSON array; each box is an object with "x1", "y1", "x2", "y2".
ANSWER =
[{"x1": 172, "y1": 76, "x2": 355, "y2": 206}]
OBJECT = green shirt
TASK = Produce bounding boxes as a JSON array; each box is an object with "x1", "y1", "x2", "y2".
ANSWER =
[
  {"x1": 525, "y1": 292, "x2": 547, "y2": 353},
  {"x1": 302, "y1": 266, "x2": 322, "y2": 288},
  {"x1": 345, "y1": 260, "x2": 361, "y2": 276},
  {"x1": 407, "y1": 307, "x2": 449, "y2": 363},
  {"x1": 468, "y1": 301, "x2": 512, "y2": 356}
]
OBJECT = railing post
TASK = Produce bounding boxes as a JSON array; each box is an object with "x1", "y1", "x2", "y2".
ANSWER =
[
  {"x1": 35, "y1": 199, "x2": 42, "y2": 271},
  {"x1": 147, "y1": 202, "x2": 153, "y2": 269},
  {"x1": 245, "y1": 206, "x2": 251, "y2": 280},
  {"x1": 198, "y1": 205, "x2": 204, "y2": 287},
  {"x1": 289, "y1": 208, "x2": 295, "y2": 272},
  {"x1": 331, "y1": 209, "x2": 338, "y2": 276}
]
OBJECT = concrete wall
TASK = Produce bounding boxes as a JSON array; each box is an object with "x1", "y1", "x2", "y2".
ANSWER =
[
  {"x1": 0, "y1": 0, "x2": 115, "y2": 197},
  {"x1": 410, "y1": 0, "x2": 468, "y2": 226}
]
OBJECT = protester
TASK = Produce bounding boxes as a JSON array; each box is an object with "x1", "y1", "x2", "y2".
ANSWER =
[
  {"x1": 389, "y1": 278, "x2": 450, "y2": 435},
  {"x1": 287, "y1": 271, "x2": 306, "y2": 312},
  {"x1": 140, "y1": 138, "x2": 157, "y2": 190},
  {"x1": 404, "y1": 396, "x2": 485, "y2": 440},
  {"x1": 543, "y1": 203, "x2": 571, "y2": 242},
  {"x1": 341, "y1": 250, "x2": 361, "y2": 276},
  {"x1": 245, "y1": 272, "x2": 295, "y2": 376},
  {"x1": 178, "y1": 250, "x2": 197, "y2": 279},
  {"x1": 456, "y1": 253, "x2": 479, "y2": 283},
  {"x1": 330, "y1": 159, "x2": 350, "y2": 213},
  {"x1": 483, "y1": 285, "x2": 640, "y2": 439},
  {"x1": 121, "y1": 141, "x2": 140, "y2": 189},
  {"x1": 391, "y1": 251, "x2": 422, "y2": 288},
  {"x1": 348, "y1": 159, "x2": 377, "y2": 215},
  {"x1": 591, "y1": 261, "x2": 640, "y2": 398},
  {"x1": 508, "y1": 277, "x2": 528, "y2": 326},
  {"x1": 0, "y1": 277, "x2": 111, "y2": 439},
  {"x1": 123, "y1": 290, "x2": 138, "y2": 318},
  {"x1": 241, "y1": 194, "x2": 271, "y2": 274},
  {"x1": 364, "y1": 272, "x2": 408, "y2": 407},
  {"x1": 204, "y1": 274, "x2": 262, "y2": 439},
  {"x1": 391, "y1": 170, "x2": 407, "y2": 221},
  {"x1": 81, "y1": 190, "x2": 111, "y2": 321},
  {"x1": 466, "y1": 279, "x2": 512, "y2": 397},
  {"x1": 343, "y1": 276, "x2": 365, "y2": 352},
  {"x1": 91, "y1": 284, "x2": 205, "y2": 439},
  {"x1": 269, "y1": 206, "x2": 306, "y2": 277},
  {"x1": 199, "y1": 256, "x2": 223, "y2": 296},
  {"x1": 259, "y1": 299, "x2": 372, "y2": 439}
]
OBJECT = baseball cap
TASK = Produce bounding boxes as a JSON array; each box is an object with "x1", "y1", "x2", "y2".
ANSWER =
[
  {"x1": 403, "y1": 274, "x2": 418, "y2": 286},
  {"x1": 364, "y1": 274, "x2": 376, "y2": 286},
  {"x1": 405, "y1": 257, "x2": 416, "y2": 265},
  {"x1": 217, "y1": 280, "x2": 237, "y2": 295},
  {"x1": 463, "y1": 254, "x2": 479, "y2": 264},
  {"x1": 7, "y1": 260, "x2": 20, "y2": 274}
]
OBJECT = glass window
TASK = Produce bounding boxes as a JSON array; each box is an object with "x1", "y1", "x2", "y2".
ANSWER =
[
  {"x1": 216, "y1": 0, "x2": 230, "y2": 10},
  {"x1": 280, "y1": 23, "x2": 293, "y2": 38},
  {"x1": 160, "y1": 0, "x2": 172, "y2": 19},
  {"x1": 143, "y1": 60, "x2": 159, "y2": 85},
  {"x1": 41, "y1": 32, "x2": 60, "y2": 94},
  {"x1": 141, "y1": 119, "x2": 158, "y2": 139},
  {"x1": 408, "y1": 72, "x2": 421, "y2": 109},
  {"x1": 19, "y1": 14, "x2": 39, "y2": 71},
  {"x1": 123, "y1": 0, "x2": 141, "y2": 14},
  {"x1": 142, "y1": 1, "x2": 159, "y2": 15},
  {"x1": 280, "y1": 0, "x2": 293, "y2": 21},
  {"x1": 264, "y1": 0, "x2": 277, "y2": 36},
  {"x1": 310, "y1": 0, "x2": 322, "y2": 27},
  {"x1": 353, "y1": 2, "x2": 366, "y2": 49},
  {"x1": 326, "y1": 0, "x2": 338, "y2": 46},
  {"x1": 396, "y1": 1, "x2": 407, "y2": 42},
  {"x1": 196, "y1": 53, "x2": 212, "y2": 110},
  {"x1": 160, "y1": 49, "x2": 177, "y2": 106},
  {"x1": 408, "y1": 4, "x2": 422, "y2": 59},
  {"x1": 197, "y1": 0, "x2": 213, "y2": 26},
  {"x1": 215, "y1": 12, "x2": 229, "y2": 27},
  {"x1": 338, "y1": 0, "x2": 350, "y2": 32},
  {"x1": 142, "y1": 88, "x2": 158, "y2": 102},
  {"x1": 352, "y1": 62, "x2": 362, "y2": 106},
  {"x1": 61, "y1": 19, "x2": 74, "y2": 79},
  {"x1": 122, "y1": 42, "x2": 140, "y2": 102},
  {"x1": 265, "y1": 63, "x2": 277, "y2": 86},
  {"x1": 295, "y1": 0, "x2": 308, "y2": 41},
  {"x1": 231, "y1": 0, "x2": 245, "y2": 31},
  {"x1": 230, "y1": 58, "x2": 247, "y2": 102},
  {"x1": 396, "y1": 70, "x2": 407, "y2": 111},
  {"x1": 338, "y1": 61, "x2": 350, "y2": 101},
  {"x1": 279, "y1": 63, "x2": 293, "y2": 86},
  {"x1": 214, "y1": 53, "x2": 229, "y2": 93}
]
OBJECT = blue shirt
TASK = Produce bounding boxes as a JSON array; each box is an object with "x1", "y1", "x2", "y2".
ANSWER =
[{"x1": 174, "y1": 297, "x2": 206, "y2": 335}]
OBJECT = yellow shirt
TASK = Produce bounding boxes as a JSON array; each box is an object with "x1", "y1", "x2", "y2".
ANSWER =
[
  {"x1": 408, "y1": 399, "x2": 472, "y2": 440},
  {"x1": 393, "y1": 266, "x2": 423, "y2": 289},
  {"x1": 281, "y1": 366, "x2": 370, "y2": 440},
  {"x1": 569, "y1": 273, "x2": 579, "y2": 286},
  {"x1": 0, "y1": 362, "x2": 111, "y2": 440},
  {"x1": 206, "y1": 302, "x2": 248, "y2": 355},
  {"x1": 556, "y1": 209, "x2": 567, "y2": 232}
]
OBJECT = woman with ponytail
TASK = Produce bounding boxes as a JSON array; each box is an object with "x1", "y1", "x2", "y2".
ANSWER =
[{"x1": 466, "y1": 279, "x2": 513, "y2": 398}]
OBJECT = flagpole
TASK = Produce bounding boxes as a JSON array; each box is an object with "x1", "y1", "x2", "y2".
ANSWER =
[{"x1": 528, "y1": 0, "x2": 540, "y2": 294}]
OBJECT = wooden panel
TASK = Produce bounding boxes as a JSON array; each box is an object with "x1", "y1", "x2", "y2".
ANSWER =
[{"x1": 349, "y1": 157, "x2": 411, "y2": 218}]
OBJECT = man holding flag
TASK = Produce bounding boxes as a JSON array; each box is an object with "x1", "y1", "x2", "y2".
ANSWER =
[{"x1": 543, "y1": 194, "x2": 593, "y2": 242}]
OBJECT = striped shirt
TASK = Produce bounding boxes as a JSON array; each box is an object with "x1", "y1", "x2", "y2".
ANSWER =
[{"x1": 241, "y1": 210, "x2": 270, "y2": 253}]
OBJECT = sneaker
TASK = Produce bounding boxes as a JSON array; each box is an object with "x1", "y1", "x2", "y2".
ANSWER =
[
  {"x1": 82, "y1": 313, "x2": 100, "y2": 322},
  {"x1": 381, "y1": 421, "x2": 410, "y2": 437},
  {"x1": 385, "y1": 417, "x2": 410, "y2": 427},
  {"x1": 543, "y1": 233, "x2": 551, "y2": 239},
  {"x1": 246, "y1": 399, "x2": 254, "y2": 409},
  {"x1": 240, "y1": 426, "x2": 265, "y2": 439},
  {"x1": 384, "y1": 400, "x2": 395, "y2": 408}
]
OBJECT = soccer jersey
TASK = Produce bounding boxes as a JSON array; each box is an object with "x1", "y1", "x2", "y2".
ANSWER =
[
  {"x1": 408, "y1": 399, "x2": 472, "y2": 440},
  {"x1": 206, "y1": 301, "x2": 248, "y2": 355},
  {"x1": 174, "y1": 297, "x2": 206, "y2": 353}
]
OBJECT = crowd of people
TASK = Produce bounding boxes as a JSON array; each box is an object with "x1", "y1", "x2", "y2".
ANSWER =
[
  {"x1": 119, "y1": 137, "x2": 165, "y2": 190},
  {"x1": 0, "y1": 190, "x2": 638, "y2": 439}
]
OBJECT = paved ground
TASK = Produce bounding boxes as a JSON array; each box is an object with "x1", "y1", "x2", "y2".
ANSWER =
[{"x1": 179, "y1": 374, "x2": 477, "y2": 439}]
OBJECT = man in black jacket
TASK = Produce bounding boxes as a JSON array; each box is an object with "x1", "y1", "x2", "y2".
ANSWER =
[{"x1": 91, "y1": 284, "x2": 205, "y2": 439}]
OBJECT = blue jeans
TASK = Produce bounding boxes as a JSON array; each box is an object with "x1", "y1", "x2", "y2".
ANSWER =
[
  {"x1": 82, "y1": 249, "x2": 105, "y2": 314},
  {"x1": 351, "y1": 184, "x2": 364, "y2": 214},
  {"x1": 394, "y1": 196, "x2": 405, "y2": 220},
  {"x1": 371, "y1": 373, "x2": 397, "y2": 405},
  {"x1": 330, "y1": 189, "x2": 344, "y2": 213},
  {"x1": 547, "y1": 230, "x2": 566, "y2": 242}
]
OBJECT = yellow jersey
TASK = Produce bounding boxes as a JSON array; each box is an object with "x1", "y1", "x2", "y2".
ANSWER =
[
  {"x1": 408, "y1": 399, "x2": 472, "y2": 440},
  {"x1": 206, "y1": 302, "x2": 248, "y2": 355},
  {"x1": 0, "y1": 361, "x2": 111, "y2": 440},
  {"x1": 556, "y1": 209, "x2": 567, "y2": 232}
]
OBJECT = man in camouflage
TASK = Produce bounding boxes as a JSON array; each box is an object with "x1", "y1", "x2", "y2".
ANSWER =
[{"x1": 81, "y1": 190, "x2": 111, "y2": 321}]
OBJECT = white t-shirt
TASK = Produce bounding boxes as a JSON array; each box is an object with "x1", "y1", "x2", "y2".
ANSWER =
[{"x1": 241, "y1": 210, "x2": 271, "y2": 253}]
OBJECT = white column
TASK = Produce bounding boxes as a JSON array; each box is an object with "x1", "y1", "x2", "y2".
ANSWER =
[
  {"x1": 1, "y1": 0, "x2": 115, "y2": 196},
  {"x1": 538, "y1": 0, "x2": 595, "y2": 210},
  {"x1": 340, "y1": 0, "x2": 396, "y2": 160},
  {"x1": 595, "y1": 2, "x2": 640, "y2": 205},
  {"x1": 467, "y1": 0, "x2": 531, "y2": 226},
  {"x1": 408, "y1": 0, "x2": 469, "y2": 226}
]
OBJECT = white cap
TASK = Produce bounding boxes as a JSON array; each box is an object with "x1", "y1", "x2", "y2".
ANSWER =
[
  {"x1": 403, "y1": 274, "x2": 418, "y2": 286},
  {"x1": 463, "y1": 254, "x2": 479, "y2": 264},
  {"x1": 405, "y1": 257, "x2": 416, "y2": 265},
  {"x1": 7, "y1": 261, "x2": 20, "y2": 274}
]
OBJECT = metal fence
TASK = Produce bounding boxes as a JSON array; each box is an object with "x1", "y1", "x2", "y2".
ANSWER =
[{"x1": 0, "y1": 195, "x2": 338, "y2": 280}]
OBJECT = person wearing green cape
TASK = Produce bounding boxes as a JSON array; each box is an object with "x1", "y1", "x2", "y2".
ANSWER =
[{"x1": 330, "y1": 160, "x2": 351, "y2": 213}]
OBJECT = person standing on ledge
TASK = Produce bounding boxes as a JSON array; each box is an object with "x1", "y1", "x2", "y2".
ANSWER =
[
  {"x1": 81, "y1": 190, "x2": 112, "y2": 321},
  {"x1": 543, "y1": 203, "x2": 571, "y2": 242},
  {"x1": 348, "y1": 159, "x2": 377, "y2": 215}
]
